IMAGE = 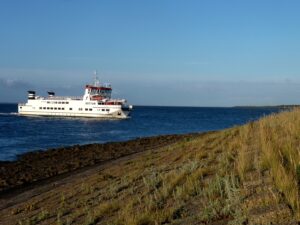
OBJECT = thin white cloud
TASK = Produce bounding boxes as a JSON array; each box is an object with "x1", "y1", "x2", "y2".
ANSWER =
[
  {"x1": 184, "y1": 61, "x2": 209, "y2": 65},
  {"x1": 0, "y1": 78, "x2": 32, "y2": 88}
]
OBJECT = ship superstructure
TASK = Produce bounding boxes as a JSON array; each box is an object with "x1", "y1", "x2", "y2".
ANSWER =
[{"x1": 18, "y1": 72, "x2": 133, "y2": 118}]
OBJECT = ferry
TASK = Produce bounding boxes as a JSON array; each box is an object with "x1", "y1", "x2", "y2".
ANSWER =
[{"x1": 18, "y1": 72, "x2": 133, "y2": 119}]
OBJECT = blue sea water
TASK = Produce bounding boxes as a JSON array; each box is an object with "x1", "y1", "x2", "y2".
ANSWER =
[{"x1": 0, "y1": 103, "x2": 281, "y2": 161}]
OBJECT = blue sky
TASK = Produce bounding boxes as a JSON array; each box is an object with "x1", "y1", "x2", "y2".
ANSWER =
[{"x1": 1, "y1": 0, "x2": 300, "y2": 106}]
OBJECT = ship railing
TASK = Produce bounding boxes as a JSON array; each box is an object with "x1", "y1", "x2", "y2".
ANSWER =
[
  {"x1": 18, "y1": 103, "x2": 26, "y2": 106},
  {"x1": 109, "y1": 98, "x2": 125, "y2": 102},
  {"x1": 103, "y1": 83, "x2": 112, "y2": 88},
  {"x1": 105, "y1": 99, "x2": 126, "y2": 105}
]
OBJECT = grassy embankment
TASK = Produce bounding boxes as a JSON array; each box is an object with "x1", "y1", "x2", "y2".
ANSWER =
[{"x1": 2, "y1": 108, "x2": 300, "y2": 224}]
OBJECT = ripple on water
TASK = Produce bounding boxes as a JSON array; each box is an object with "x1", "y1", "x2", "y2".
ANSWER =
[{"x1": 0, "y1": 104, "x2": 281, "y2": 161}]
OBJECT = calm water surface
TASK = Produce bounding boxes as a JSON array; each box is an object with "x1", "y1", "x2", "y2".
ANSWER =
[{"x1": 0, "y1": 104, "x2": 281, "y2": 161}]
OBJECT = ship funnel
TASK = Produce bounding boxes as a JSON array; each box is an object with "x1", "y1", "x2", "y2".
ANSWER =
[
  {"x1": 48, "y1": 91, "x2": 55, "y2": 97},
  {"x1": 28, "y1": 91, "x2": 36, "y2": 100}
]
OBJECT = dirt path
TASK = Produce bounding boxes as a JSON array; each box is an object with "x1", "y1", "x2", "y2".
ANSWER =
[
  {"x1": 0, "y1": 134, "x2": 197, "y2": 193},
  {"x1": 0, "y1": 148, "x2": 150, "y2": 211}
]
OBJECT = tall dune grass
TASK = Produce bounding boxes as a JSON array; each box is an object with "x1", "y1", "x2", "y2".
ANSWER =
[
  {"x1": 230, "y1": 107, "x2": 300, "y2": 219},
  {"x1": 258, "y1": 108, "x2": 300, "y2": 217}
]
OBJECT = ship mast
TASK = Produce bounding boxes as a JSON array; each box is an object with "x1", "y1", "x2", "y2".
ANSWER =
[{"x1": 94, "y1": 70, "x2": 100, "y2": 87}]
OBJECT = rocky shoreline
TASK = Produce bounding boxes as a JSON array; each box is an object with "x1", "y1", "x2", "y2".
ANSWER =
[{"x1": 0, "y1": 133, "x2": 198, "y2": 193}]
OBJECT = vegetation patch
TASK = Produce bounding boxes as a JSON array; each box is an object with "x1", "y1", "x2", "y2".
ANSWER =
[{"x1": 2, "y1": 108, "x2": 300, "y2": 224}]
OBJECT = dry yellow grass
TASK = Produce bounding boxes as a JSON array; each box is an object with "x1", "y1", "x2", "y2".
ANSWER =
[
  {"x1": 232, "y1": 107, "x2": 300, "y2": 221},
  {"x1": 258, "y1": 108, "x2": 300, "y2": 218}
]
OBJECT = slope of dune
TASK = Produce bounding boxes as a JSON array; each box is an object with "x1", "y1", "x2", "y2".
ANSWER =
[{"x1": 1, "y1": 108, "x2": 300, "y2": 224}]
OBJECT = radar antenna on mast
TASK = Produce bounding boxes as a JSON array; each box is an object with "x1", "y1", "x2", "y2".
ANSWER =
[{"x1": 94, "y1": 70, "x2": 100, "y2": 86}]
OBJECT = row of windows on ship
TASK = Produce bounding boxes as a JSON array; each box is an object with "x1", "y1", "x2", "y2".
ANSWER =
[
  {"x1": 39, "y1": 107, "x2": 110, "y2": 112},
  {"x1": 45, "y1": 101, "x2": 104, "y2": 105},
  {"x1": 46, "y1": 101, "x2": 69, "y2": 104}
]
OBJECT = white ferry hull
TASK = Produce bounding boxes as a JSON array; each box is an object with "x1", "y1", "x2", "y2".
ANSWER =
[
  {"x1": 18, "y1": 100, "x2": 132, "y2": 119},
  {"x1": 18, "y1": 74, "x2": 133, "y2": 119},
  {"x1": 18, "y1": 110, "x2": 130, "y2": 119}
]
